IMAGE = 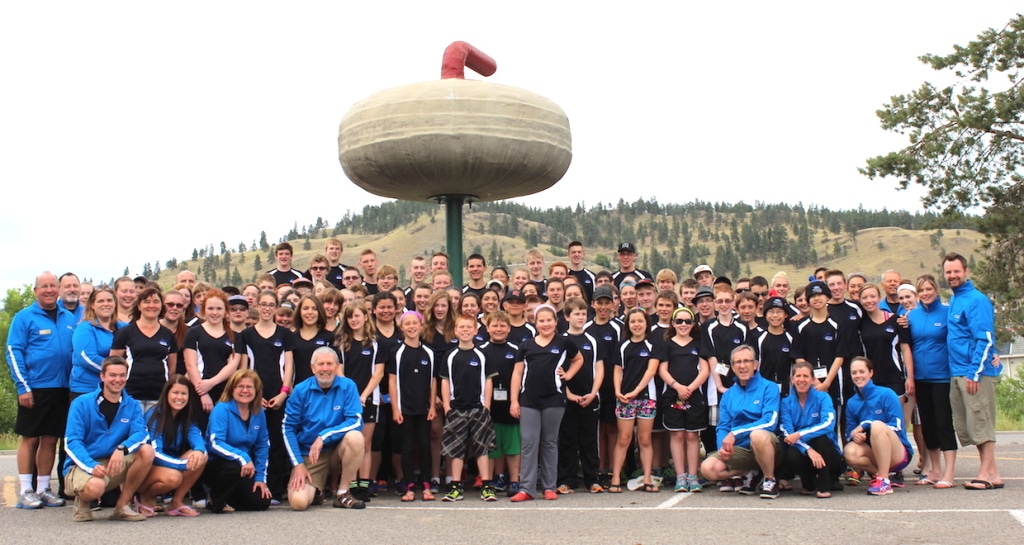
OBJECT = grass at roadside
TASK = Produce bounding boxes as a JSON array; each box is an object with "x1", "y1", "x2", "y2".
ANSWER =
[
  {"x1": 996, "y1": 409, "x2": 1024, "y2": 432},
  {"x1": 0, "y1": 432, "x2": 18, "y2": 450}
]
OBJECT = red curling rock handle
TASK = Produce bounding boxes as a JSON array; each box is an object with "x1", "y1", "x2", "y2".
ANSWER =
[{"x1": 441, "y1": 41, "x2": 497, "y2": 79}]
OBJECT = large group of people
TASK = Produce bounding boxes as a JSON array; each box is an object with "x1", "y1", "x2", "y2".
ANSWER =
[{"x1": 4, "y1": 237, "x2": 1005, "y2": 522}]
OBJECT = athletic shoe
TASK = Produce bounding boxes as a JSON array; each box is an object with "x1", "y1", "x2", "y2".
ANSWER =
[
  {"x1": 556, "y1": 484, "x2": 574, "y2": 495},
  {"x1": 492, "y1": 474, "x2": 507, "y2": 492},
  {"x1": 108, "y1": 505, "x2": 146, "y2": 521},
  {"x1": 543, "y1": 490, "x2": 558, "y2": 500},
  {"x1": 687, "y1": 475, "x2": 703, "y2": 493},
  {"x1": 443, "y1": 485, "x2": 464, "y2": 502},
  {"x1": 429, "y1": 479, "x2": 441, "y2": 494},
  {"x1": 16, "y1": 490, "x2": 43, "y2": 509},
  {"x1": 674, "y1": 475, "x2": 688, "y2": 493},
  {"x1": 72, "y1": 497, "x2": 93, "y2": 522},
  {"x1": 889, "y1": 471, "x2": 905, "y2": 488},
  {"x1": 868, "y1": 477, "x2": 893, "y2": 496},
  {"x1": 845, "y1": 469, "x2": 861, "y2": 486},
  {"x1": 718, "y1": 480, "x2": 734, "y2": 493},
  {"x1": 39, "y1": 489, "x2": 66, "y2": 507},
  {"x1": 760, "y1": 478, "x2": 780, "y2": 499},
  {"x1": 509, "y1": 491, "x2": 533, "y2": 502},
  {"x1": 192, "y1": 498, "x2": 207, "y2": 510},
  {"x1": 506, "y1": 482, "x2": 521, "y2": 497},
  {"x1": 480, "y1": 485, "x2": 498, "y2": 502},
  {"x1": 738, "y1": 470, "x2": 761, "y2": 496}
]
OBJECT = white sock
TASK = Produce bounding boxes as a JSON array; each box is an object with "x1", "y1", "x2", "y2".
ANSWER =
[
  {"x1": 19, "y1": 474, "x2": 33, "y2": 495},
  {"x1": 36, "y1": 475, "x2": 51, "y2": 494},
  {"x1": 337, "y1": 489, "x2": 347, "y2": 495}
]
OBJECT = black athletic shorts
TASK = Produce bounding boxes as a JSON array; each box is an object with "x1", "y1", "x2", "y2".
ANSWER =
[{"x1": 15, "y1": 388, "x2": 70, "y2": 437}]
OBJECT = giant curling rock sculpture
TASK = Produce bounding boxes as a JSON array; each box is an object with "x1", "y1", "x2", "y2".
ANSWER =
[{"x1": 338, "y1": 41, "x2": 572, "y2": 203}]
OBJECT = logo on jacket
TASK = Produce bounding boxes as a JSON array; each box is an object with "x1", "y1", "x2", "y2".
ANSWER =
[
  {"x1": 823, "y1": 335, "x2": 834, "y2": 341},
  {"x1": 158, "y1": 339, "x2": 169, "y2": 347},
  {"x1": 333, "y1": 405, "x2": 341, "y2": 410},
  {"x1": 361, "y1": 349, "x2": 373, "y2": 356},
  {"x1": 273, "y1": 340, "x2": 283, "y2": 347},
  {"x1": 550, "y1": 348, "x2": 561, "y2": 355},
  {"x1": 419, "y1": 359, "x2": 429, "y2": 366},
  {"x1": 583, "y1": 343, "x2": 593, "y2": 351},
  {"x1": 639, "y1": 350, "x2": 649, "y2": 357},
  {"x1": 469, "y1": 359, "x2": 480, "y2": 367},
  {"x1": 119, "y1": 418, "x2": 129, "y2": 423}
]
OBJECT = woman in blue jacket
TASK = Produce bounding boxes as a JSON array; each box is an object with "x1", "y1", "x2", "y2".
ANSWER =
[
  {"x1": 780, "y1": 362, "x2": 842, "y2": 498},
  {"x1": 843, "y1": 357, "x2": 914, "y2": 496},
  {"x1": 204, "y1": 369, "x2": 271, "y2": 512},
  {"x1": 136, "y1": 375, "x2": 208, "y2": 516},
  {"x1": 905, "y1": 275, "x2": 957, "y2": 488},
  {"x1": 70, "y1": 287, "x2": 118, "y2": 396}
]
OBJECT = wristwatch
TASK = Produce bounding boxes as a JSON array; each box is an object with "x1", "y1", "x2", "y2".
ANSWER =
[{"x1": 118, "y1": 445, "x2": 129, "y2": 455}]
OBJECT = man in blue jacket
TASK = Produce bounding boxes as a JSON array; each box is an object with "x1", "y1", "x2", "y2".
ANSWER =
[
  {"x1": 64, "y1": 356, "x2": 154, "y2": 522},
  {"x1": 284, "y1": 346, "x2": 366, "y2": 510},
  {"x1": 700, "y1": 345, "x2": 782, "y2": 499},
  {"x1": 943, "y1": 253, "x2": 1003, "y2": 490},
  {"x1": 6, "y1": 271, "x2": 76, "y2": 509}
]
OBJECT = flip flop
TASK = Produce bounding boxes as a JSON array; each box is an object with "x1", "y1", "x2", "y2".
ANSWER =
[
  {"x1": 933, "y1": 481, "x2": 956, "y2": 489},
  {"x1": 133, "y1": 496, "x2": 157, "y2": 518},
  {"x1": 915, "y1": 477, "x2": 936, "y2": 486},
  {"x1": 166, "y1": 505, "x2": 200, "y2": 517},
  {"x1": 964, "y1": 479, "x2": 1004, "y2": 490}
]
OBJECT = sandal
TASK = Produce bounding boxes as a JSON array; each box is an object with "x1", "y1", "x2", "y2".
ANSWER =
[
  {"x1": 816, "y1": 491, "x2": 832, "y2": 499},
  {"x1": 133, "y1": 496, "x2": 157, "y2": 518},
  {"x1": 607, "y1": 484, "x2": 623, "y2": 493},
  {"x1": 643, "y1": 482, "x2": 660, "y2": 493},
  {"x1": 779, "y1": 480, "x2": 793, "y2": 492},
  {"x1": 166, "y1": 505, "x2": 200, "y2": 517},
  {"x1": 401, "y1": 490, "x2": 416, "y2": 502},
  {"x1": 421, "y1": 489, "x2": 435, "y2": 501},
  {"x1": 933, "y1": 480, "x2": 956, "y2": 489}
]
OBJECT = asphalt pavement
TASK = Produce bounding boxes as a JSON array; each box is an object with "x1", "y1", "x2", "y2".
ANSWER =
[{"x1": 2, "y1": 433, "x2": 1022, "y2": 544}]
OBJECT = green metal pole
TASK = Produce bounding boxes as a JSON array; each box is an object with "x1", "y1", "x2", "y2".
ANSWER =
[{"x1": 445, "y1": 196, "x2": 464, "y2": 287}]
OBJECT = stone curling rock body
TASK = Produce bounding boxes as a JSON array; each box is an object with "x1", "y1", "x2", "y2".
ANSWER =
[{"x1": 339, "y1": 78, "x2": 571, "y2": 202}]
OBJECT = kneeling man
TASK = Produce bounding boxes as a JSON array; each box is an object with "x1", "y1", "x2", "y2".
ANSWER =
[
  {"x1": 700, "y1": 345, "x2": 782, "y2": 499},
  {"x1": 284, "y1": 347, "x2": 366, "y2": 510}
]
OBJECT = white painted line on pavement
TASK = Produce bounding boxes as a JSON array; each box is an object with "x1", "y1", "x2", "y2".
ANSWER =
[
  {"x1": 656, "y1": 492, "x2": 692, "y2": 509},
  {"x1": 1010, "y1": 510, "x2": 1024, "y2": 527},
  {"x1": 367, "y1": 505, "x2": 1015, "y2": 514}
]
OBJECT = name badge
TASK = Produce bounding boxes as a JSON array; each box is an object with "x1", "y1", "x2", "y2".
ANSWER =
[
  {"x1": 493, "y1": 389, "x2": 508, "y2": 401},
  {"x1": 716, "y1": 363, "x2": 730, "y2": 376},
  {"x1": 813, "y1": 367, "x2": 827, "y2": 380}
]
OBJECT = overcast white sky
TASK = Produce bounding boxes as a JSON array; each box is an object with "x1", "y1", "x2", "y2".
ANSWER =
[{"x1": 1, "y1": 2, "x2": 1019, "y2": 292}]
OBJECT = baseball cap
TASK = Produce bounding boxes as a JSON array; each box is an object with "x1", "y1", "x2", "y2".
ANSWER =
[
  {"x1": 617, "y1": 242, "x2": 637, "y2": 253},
  {"x1": 693, "y1": 265, "x2": 713, "y2": 278},
  {"x1": 593, "y1": 285, "x2": 615, "y2": 301}
]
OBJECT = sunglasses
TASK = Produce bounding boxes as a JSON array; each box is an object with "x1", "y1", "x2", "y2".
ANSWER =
[
  {"x1": 310, "y1": 266, "x2": 327, "y2": 271},
  {"x1": 164, "y1": 302, "x2": 185, "y2": 309},
  {"x1": 673, "y1": 318, "x2": 694, "y2": 325}
]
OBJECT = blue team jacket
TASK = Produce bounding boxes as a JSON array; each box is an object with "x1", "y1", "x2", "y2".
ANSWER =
[
  {"x1": 208, "y1": 401, "x2": 270, "y2": 483},
  {"x1": 6, "y1": 302, "x2": 75, "y2": 393},
  {"x1": 845, "y1": 380, "x2": 913, "y2": 455},
  {"x1": 70, "y1": 321, "x2": 114, "y2": 393},
  {"x1": 64, "y1": 389, "x2": 150, "y2": 476},
  {"x1": 947, "y1": 280, "x2": 1001, "y2": 381},
  {"x1": 779, "y1": 388, "x2": 840, "y2": 455},
  {"x1": 283, "y1": 375, "x2": 363, "y2": 467},
  {"x1": 145, "y1": 406, "x2": 207, "y2": 471},
  {"x1": 907, "y1": 299, "x2": 949, "y2": 382},
  {"x1": 717, "y1": 371, "x2": 779, "y2": 449}
]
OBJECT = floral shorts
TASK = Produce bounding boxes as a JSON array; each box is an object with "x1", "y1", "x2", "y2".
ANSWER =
[{"x1": 615, "y1": 398, "x2": 657, "y2": 420}]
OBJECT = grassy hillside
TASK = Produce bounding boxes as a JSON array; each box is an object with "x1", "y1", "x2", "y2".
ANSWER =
[{"x1": 159, "y1": 202, "x2": 983, "y2": 289}]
